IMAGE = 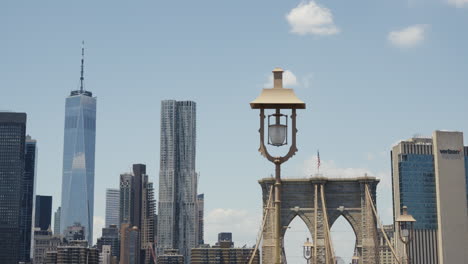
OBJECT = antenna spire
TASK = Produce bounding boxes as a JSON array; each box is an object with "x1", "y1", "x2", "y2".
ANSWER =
[{"x1": 80, "y1": 41, "x2": 85, "y2": 92}]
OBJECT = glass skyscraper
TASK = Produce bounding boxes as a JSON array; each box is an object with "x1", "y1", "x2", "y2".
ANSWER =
[
  {"x1": 60, "y1": 45, "x2": 97, "y2": 244},
  {"x1": 157, "y1": 100, "x2": 199, "y2": 262},
  {"x1": 105, "y1": 188, "x2": 120, "y2": 228},
  {"x1": 392, "y1": 134, "x2": 468, "y2": 264},
  {"x1": 19, "y1": 135, "x2": 37, "y2": 263},
  {"x1": 0, "y1": 112, "x2": 26, "y2": 264}
]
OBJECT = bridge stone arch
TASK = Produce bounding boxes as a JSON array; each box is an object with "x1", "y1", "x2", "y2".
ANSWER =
[{"x1": 259, "y1": 177, "x2": 379, "y2": 264}]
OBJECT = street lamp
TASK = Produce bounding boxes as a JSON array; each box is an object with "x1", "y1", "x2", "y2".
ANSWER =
[
  {"x1": 250, "y1": 68, "x2": 306, "y2": 264},
  {"x1": 396, "y1": 206, "x2": 416, "y2": 264},
  {"x1": 303, "y1": 238, "x2": 314, "y2": 264}
]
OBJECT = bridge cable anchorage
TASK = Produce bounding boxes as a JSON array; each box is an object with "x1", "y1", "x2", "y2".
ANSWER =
[
  {"x1": 320, "y1": 184, "x2": 336, "y2": 264},
  {"x1": 248, "y1": 186, "x2": 274, "y2": 264},
  {"x1": 364, "y1": 184, "x2": 401, "y2": 264}
]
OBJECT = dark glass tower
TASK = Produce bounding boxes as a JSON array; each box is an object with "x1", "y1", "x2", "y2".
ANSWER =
[
  {"x1": 35, "y1": 195, "x2": 52, "y2": 230},
  {"x1": 19, "y1": 136, "x2": 37, "y2": 263},
  {"x1": 60, "y1": 43, "x2": 97, "y2": 243},
  {"x1": 0, "y1": 112, "x2": 26, "y2": 264}
]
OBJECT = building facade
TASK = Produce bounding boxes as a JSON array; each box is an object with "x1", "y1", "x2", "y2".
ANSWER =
[
  {"x1": 0, "y1": 112, "x2": 27, "y2": 264},
  {"x1": 120, "y1": 224, "x2": 140, "y2": 264},
  {"x1": 106, "y1": 188, "x2": 120, "y2": 228},
  {"x1": 191, "y1": 233, "x2": 259, "y2": 264},
  {"x1": 97, "y1": 224, "x2": 120, "y2": 262},
  {"x1": 157, "y1": 100, "x2": 199, "y2": 262},
  {"x1": 60, "y1": 46, "x2": 97, "y2": 244},
  {"x1": 391, "y1": 131, "x2": 468, "y2": 264},
  {"x1": 54, "y1": 207, "x2": 61, "y2": 235},
  {"x1": 55, "y1": 241, "x2": 99, "y2": 264},
  {"x1": 32, "y1": 228, "x2": 62, "y2": 264},
  {"x1": 20, "y1": 135, "x2": 37, "y2": 263},
  {"x1": 377, "y1": 225, "x2": 396, "y2": 264},
  {"x1": 120, "y1": 173, "x2": 134, "y2": 225},
  {"x1": 35, "y1": 195, "x2": 53, "y2": 230},
  {"x1": 197, "y1": 194, "x2": 204, "y2": 245}
]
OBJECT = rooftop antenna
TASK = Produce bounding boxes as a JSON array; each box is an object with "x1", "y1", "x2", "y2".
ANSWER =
[{"x1": 80, "y1": 41, "x2": 85, "y2": 93}]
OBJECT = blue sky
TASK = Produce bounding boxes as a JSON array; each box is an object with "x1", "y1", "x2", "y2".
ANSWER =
[{"x1": 2, "y1": 0, "x2": 468, "y2": 262}]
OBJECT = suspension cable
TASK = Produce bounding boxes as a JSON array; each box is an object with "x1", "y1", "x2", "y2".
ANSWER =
[
  {"x1": 364, "y1": 184, "x2": 401, "y2": 264},
  {"x1": 320, "y1": 184, "x2": 336, "y2": 264},
  {"x1": 249, "y1": 186, "x2": 274, "y2": 264}
]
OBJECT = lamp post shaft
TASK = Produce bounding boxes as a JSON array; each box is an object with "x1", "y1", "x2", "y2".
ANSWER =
[{"x1": 275, "y1": 162, "x2": 282, "y2": 264}]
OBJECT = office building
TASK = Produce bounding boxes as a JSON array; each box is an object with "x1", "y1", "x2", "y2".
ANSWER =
[
  {"x1": 97, "y1": 224, "x2": 120, "y2": 261},
  {"x1": 32, "y1": 227, "x2": 62, "y2": 264},
  {"x1": 157, "y1": 249, "x2": 184, "y2": 264},
  {"x1": 197, "y1": 194, "x2": 204, "y2": 245},
  {"x1": 106, "y1": 188, "x2": 120, "y2": 228},
  {"x1": 101, "y1": 245, "x2": 112, "y2": 264},
  {"x1": 55, "y1": 240, "x2": 99, "y2": 264},
  {"x1": 120, "y1": 173, "x2": 134, "y2": 225},
  {"x1": 378, "y1": 225, "x2": 396, "y2": 264},
  {"x1": 0, "y1": 112, "x2": 26, "y2": 264},
  {"x1": 35, "y1": 195, "x2": 53, "y2": 230},
  {"x1": 120, "y1": 224, "x2": 139, "y2": 264},
  {"x1": 191, "y1": 233, "x2": 259, "y2": 264},
  {"x1": 64, "y1": 223, "x2": 86, "y2": 243},
  {"x1": 391, "y1": 131, "x2": 468, "y2": 264},
  {"x1": 60, "y1": 44, "x2": 97, "y2": 244},
  {"x1": 157, "y1": 100, "x2": 199, "y2": 262},
  {"x1": 19, "y1": 135, "x2": 37, "y2": 263},
  {"x1": 54, "y1": 207, "x2": 61, "y2": 235}
]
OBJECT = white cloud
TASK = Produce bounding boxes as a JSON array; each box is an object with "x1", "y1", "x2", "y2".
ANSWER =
[
  {"x1": 93, "y1": 215, "x2": 105, "y2": 245},
  {"x1": 205, "y1": 208, "x2": 260, "y2": 246},
  {"x1": 447, "y1": 0, "x2": 468, "y2": 7},
  {"x1": 286, "y1": 1, "x2": 340, "y2": 36},
  {"x1": 264, "y1": 70, "x2": 299, "y2": 87},
  {"x1": 388, "y1": 24, "x2": 428, "y2": 48}
]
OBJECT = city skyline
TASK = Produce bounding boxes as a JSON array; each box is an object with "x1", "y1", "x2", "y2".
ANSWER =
[{"x1": 2, "y1": 0, "x2": 468, "y2": 261}]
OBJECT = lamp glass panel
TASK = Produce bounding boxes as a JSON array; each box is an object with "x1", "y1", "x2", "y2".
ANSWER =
[{"x1": 269, "y1": 124, "x2": 287, "y2": 146}]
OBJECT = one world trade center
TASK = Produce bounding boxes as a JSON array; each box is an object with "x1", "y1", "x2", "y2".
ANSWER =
[{"x1": 60, "y1": 43, "x2": 97, "y2": 243}]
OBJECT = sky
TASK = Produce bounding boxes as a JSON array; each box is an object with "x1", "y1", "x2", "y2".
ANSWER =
[{"x1": 2, "y1": 0, "x2": 468, "y2": 262}]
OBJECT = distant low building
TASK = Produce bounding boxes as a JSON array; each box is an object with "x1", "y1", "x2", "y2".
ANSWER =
[
  {"x1": 64, "y1": 223, "x2": 85, "y2": 243},
  {"x1": 378, "y1": 225, "x2": 396, "y2": 264},
  {"x1": 97, "y1": 224, "x2": 120, "y2": 261},
  {"x1": 32, "y1": 228, "x2": 62, "y2": 264},
  {"x1": 191, "y1": 232, "x2": 259, "y2": 264},
  {"x1": 157, "y1": 249, "x2": 184, "y2": 264},
  {"x1": 54, "y1": 240, "x2": 99, "y2": 264}
]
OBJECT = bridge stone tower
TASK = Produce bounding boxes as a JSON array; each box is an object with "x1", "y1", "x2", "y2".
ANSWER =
[{"x1": 259, "y1": 176, "x2": 380, "y2": 264}]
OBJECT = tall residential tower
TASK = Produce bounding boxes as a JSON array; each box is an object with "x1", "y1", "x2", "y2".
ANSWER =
[
  {"x1": 60, "y1": 43, "x2": 97, "y2": 243},
  {"x1": 157, "y1": 100, "x2": 199, "y2": 262}
]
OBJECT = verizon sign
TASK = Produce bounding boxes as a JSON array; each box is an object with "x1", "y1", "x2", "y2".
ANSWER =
[{"x1": 439, "y1": 148, "x2": 463, "y2": 159}]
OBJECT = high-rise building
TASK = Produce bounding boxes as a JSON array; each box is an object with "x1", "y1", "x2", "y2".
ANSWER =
[
  {"x1": 97, "y1": 224, "x2": 120, "y2": 261},
  {"x1": 35, "y1": 195, "x2": 53, "y2": 230},
  {"x1": 391, "y1": 131, "x2": 468, "y2": 264},
  {"x1": 118, "y1": 165, "x2": 156, "y2": 264},
  {"x1": 60, "y1": 43, "x2": 97, "y2": 244},
  {"x1": 157, "y1": 249, "x2": 184, "y2": 264},
  {"x1": 120, "y1": 224, "x2": 140, "y2": 264},
  {"x1": 157, "y1": 100, "x2": 199, "y2": 262},
  {"x1": 101, "y1": 245, "x2": 112, "y2": 264},
  {"x1": 0, "y1": 112, "x2": 26, "y2": 264},
  {"x1": 54, "y1": 207, "x2": 61, "y2": 235},
  {"x1": 197, "y1": 194, "x2": 204, "y2": 245},
  {"x1": 120, "y1": 173, "x2": 134, "y2": 225},
  {"x1": 190, "y1": 233, "x2": 259, "y2": 264},
  {"x1": 106, "y1": 188, "x2": 120, "y2": 228},
  {"x1": 19, "y1": 135, "x2": 37, "y2": 263}
]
